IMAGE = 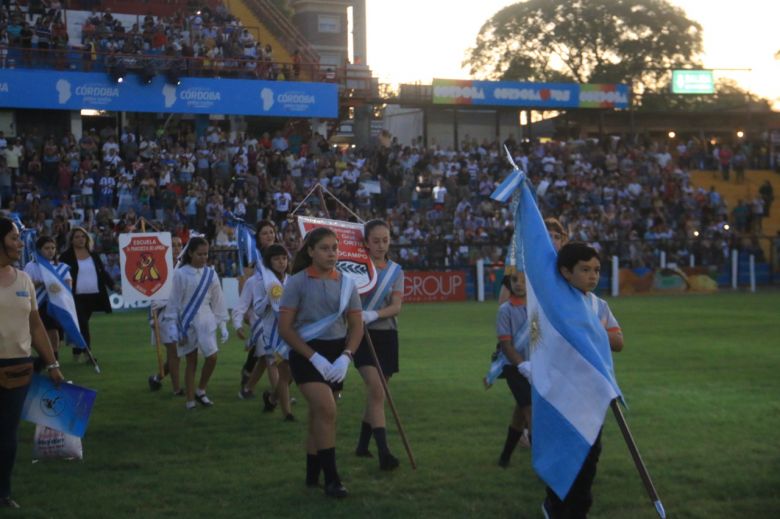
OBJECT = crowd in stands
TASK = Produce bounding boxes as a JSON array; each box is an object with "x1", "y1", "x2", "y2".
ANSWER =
[
  {"x1": 0, "y1": 2, "x2": 304, "y2": 80},
  {"x1": 1, "y1": 115, "x2": 776, "y2": 284}
]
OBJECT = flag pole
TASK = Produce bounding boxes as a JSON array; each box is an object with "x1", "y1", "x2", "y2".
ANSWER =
[
  {"x1": 610, "y1": 400, "x2": 666, "y2": 518},
  {"x1": 315, "y1": 195, "x2": 416, "y2": 469},
  {"x1": 140, "y1": 219, "x2": 166, "y2": 379}
]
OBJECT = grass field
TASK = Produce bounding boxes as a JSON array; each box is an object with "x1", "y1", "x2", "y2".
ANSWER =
[{"x1": 9, "y1": 291, "x2": 780, "y2": 518}]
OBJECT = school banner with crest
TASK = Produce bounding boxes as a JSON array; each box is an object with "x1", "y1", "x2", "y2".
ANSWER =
[
  {"x1": 118, "y1": 233, "x2": 174, "y2": 303},
  {"x1": 297, "y1": 217, "x2": 377, "y2": 295}
]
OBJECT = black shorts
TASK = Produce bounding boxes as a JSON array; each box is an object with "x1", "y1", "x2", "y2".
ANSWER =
[
  {"x1": 502, "y1": 365, "x2": 531, "y2": 408},
  {"x1": 354, "y1": 329, "x2": 399, "y2": 376},
  {"x1": 38, "y1": 303, "x2": 63, "y2": 337},
  {"x1": 289, "y1": 338, "x2": 346, "y2": 391}
]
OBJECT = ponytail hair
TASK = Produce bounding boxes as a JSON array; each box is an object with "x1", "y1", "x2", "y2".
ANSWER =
[
  {"x1": 291, "y1": 227, "x2": 337, "y2": 274},
  {"x1": 364, "y1": 219, "x2": 391, "y2": 261},
  {"x1": 180, "y1": 236, "x2": 209, "y2": 266}
]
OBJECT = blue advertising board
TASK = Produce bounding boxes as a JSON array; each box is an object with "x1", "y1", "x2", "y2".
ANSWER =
[{"x1": 0, "y1": 69, "x2": 339, "y2": 118}]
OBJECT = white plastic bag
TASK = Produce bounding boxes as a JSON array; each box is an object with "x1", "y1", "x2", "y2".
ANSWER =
[{"x1": 32, "y1": 425, "x2": 83, "y2": 461}]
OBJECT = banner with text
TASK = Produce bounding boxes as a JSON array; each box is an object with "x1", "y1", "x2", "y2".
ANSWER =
[
  {"x1": 119, "y1": 232, "x2": 174, "y2": 303},
  {"x1": 0, "y1": 69, "x2": 338, "y2": 118},
  {"x1": 297, "y1": 216, "x2": 377, "y2": 295},
  {"x1": 403, "y1": 270, "x2": 467, "y2": 303},
  {"x1": 432, "y1": 79, "x2": 630, "y2": 109}
]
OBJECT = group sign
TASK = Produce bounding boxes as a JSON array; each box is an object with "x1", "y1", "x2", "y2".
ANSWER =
[{"x1": 118, "y1": 233, "x2": 175, "y2": 303}]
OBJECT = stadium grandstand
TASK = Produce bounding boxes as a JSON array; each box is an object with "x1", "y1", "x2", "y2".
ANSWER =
[{"x1": 0, "y1": 1, "x2": 778, "y2": 293}]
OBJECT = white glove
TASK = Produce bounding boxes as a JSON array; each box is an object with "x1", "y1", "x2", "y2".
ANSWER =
[
  {"x1": 517, "y1": 361, "x2": 532, "y2": 382},
  {"x1": 362, "y1": 310, "x2": 379, "y2": 324},
  {"x1": 219, "y1": 322, "x2": 229, "y2": 344},
  {"x1": 309, "y1": 352, "x2": 333, "y2": 379},
  {"x1": 326, "y1": 353, "x2": 351, "y2": 383}
]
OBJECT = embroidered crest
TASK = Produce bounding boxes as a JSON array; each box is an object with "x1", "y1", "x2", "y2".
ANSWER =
[
  {"x1": 270, "y1": 284, "x2": 283, "y2": 299},
  {"x1": 47, "y1": 283, "x2": 62, "y2": 295},
  {"x1": 530, "y1": 311, "x2": 541, "y2": 352}
]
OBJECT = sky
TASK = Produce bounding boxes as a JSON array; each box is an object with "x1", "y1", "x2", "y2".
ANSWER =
[{"x1": 365, "y1": 0, "x2": 780, "y2": 109}]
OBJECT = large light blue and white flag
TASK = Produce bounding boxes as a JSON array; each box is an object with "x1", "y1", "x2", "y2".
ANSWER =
[
  {"x1": 491, "y1": 165, "x2": 622, "y2": 500},
  {"x1": 34, "y1": 252, "x2": 87, "y2": 349}
]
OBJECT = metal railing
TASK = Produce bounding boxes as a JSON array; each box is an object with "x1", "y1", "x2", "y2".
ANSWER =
[{"x1": 0, "y1": 45, "x2": 341, "y2": 82}]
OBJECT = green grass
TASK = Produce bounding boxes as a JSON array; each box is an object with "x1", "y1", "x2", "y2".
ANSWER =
[{"x1": 10, "y1": 292, "x2": 780, "y2": 518}]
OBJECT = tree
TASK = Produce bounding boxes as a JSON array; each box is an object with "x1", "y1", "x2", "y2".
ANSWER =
[{"x1": 464, "y1": 0, "x2": 704, "y2": 93}]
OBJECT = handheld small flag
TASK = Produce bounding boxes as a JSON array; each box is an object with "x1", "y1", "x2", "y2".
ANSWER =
[{"x1": 34, "y1": 252, "x2": 87, "y2": 349}]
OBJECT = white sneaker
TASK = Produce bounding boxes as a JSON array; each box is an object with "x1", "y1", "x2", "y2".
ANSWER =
[
  {"x1": 195, "y1": 393, "x2": 214, "y2": 407},
  {"x1": 185, "y1": 400, "x2": 197, "y2": 410},
  {"x1": 519, "y1": 429, "x2": 531, "y2": 449}
]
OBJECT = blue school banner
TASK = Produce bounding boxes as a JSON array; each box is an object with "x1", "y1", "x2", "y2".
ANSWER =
[{"x1": 0, "y1": 69, "x2": 338, "y2": 118}]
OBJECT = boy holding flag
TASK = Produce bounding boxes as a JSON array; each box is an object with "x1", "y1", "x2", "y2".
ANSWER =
[{"x1": 491, "y1": 155, "x2": 624, "y2": 518}]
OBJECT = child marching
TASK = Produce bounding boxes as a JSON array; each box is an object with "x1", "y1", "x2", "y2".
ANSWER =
[
  {"x1": 163, "y1": 236, "x2": 229, "y2": 410},
  {"x1": 251, "y1": 244, "x2": 295, "y2": 420},
  {"x1": 147, "y1": 236, "x2": 184, "y2": 394},
  {"x1": 278, "y1": 227, "x2": 363, "y2": 498},
  {"x1": 23, "y1": 236, "x2": 73, "y2": 360},
  {"x1": 237, "y1": 221, "x2": 279, "y2": 396},
  {"x1": 542, "y1": 242, "x2": 624, "y2": 518},
  {"x1": 484, "y1": 270, "x2": 532, "y2": 467},
  {"x1": 354, "y1": 220, "x2": 404, "y2": 470}
]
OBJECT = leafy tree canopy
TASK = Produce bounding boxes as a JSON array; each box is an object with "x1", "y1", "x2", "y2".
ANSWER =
[{"x1": 464, "y1": 0, "x2": 704, "y2": 93}]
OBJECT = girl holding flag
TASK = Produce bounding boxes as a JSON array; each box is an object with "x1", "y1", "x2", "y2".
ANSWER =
[
  {"x1": 163, "y1": 237, "x2": 229, "y2": 410},
  {"x1": 23, "y1": 236, "x2": 72, "y2": 360},
  {"x1": 354, "y1": 220, "x2": 404, "y2": 471},
  {"x1": 147, "y1": 236, "x2": 184, "y2": 395},
  {"x1": 237, "y1": 220, "x2": 278, "y2": 395},
  {"x1": 250, "y1": 243, "x2": 294, "y2": 420},
  {"x1": 279, "y1": 227, "x2": 363, "y2": 498}
]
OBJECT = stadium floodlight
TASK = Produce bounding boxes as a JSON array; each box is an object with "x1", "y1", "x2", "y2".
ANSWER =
[
  {"x1": 667, "y1": 131, "x2": 676, "y2": 139},
  {"x1": 736, "y1": 130, "x2": 745, "y2": 139},
  {"x1": 693, "y1": 230, "x2": 700, "y2": 237},
  {"x1": 724, "y1": 224, "x2": 730, "y2": 231},
  {"x1": 139, "y1": 62, "x2": 156, "y2": 85},
  {"x1": 109, "y1": 60, "x2": 127, "y2": 84},
  {"x1": 166, "y1": 62, "x2": 183, "y2": 86}
]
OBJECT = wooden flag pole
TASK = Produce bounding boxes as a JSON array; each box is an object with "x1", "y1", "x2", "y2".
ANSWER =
[
  {"x1": 317, "y1": 191, "x2": 416, "y2": 469},
  {"x1": 610, "y1": 400, "x2": 666, "y2": 518},
  {"x1": 140, "y1": 219, "x2": 166, "y2": 379}
]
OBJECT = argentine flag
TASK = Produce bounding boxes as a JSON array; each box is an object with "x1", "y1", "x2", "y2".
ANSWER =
[
  {"x1": 492, "y1": 168, "x2": 622, "y2": 499},
  {"x1": 234, "y1": 221, "x2": 261, "y2": 272},
  {"x1": 35, "y1": 252, "x2": 88, "y2": 349}
]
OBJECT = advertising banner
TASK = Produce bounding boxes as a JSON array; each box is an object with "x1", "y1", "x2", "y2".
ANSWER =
[
  {"x1": 297, "y1": 216, "x2": 377, "y2": 295},
  {"x1": 119, "y1": 232, "x2": 174, "y2": 303},
  {"x1": 432, "y1": 78, "x2": 630, "y2": 109},
  {"x1": 618, "y1": 266, "x2": 718, "y2": 295},
  {"x1": 403, "y1": 270, "x2": 467, "y2": 303},
  {"x1": 21, "y1": 375, "x2": 97, "y2": 438},
  {"x1": 0, "y1": 69, "x2": 339, "y2": 118}
]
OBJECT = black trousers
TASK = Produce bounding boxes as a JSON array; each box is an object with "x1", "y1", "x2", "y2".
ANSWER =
[
  {"x1": 0, "y1": 358, "x2": 32, "y2": 499},
  {"x1": 545, "y1": 432, "x2": 603, "y2": 519},
  {"x1": 74, "y1": 293, "x2": 102, "y2": 351}
]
